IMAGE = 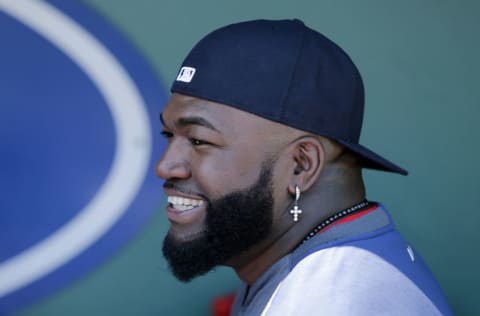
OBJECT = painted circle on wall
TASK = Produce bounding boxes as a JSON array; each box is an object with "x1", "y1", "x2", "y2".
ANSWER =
[{"x1": 0, "y1": 0, "x2": 166, "y2": 313}]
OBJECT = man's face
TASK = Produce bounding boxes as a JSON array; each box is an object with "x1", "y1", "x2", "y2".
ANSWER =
[{"x1": 156, "y1": 93, "x2": 290, "y2": 281}]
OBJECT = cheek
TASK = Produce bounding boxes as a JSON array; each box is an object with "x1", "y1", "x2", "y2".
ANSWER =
[
  {"x1": 270, "y1": 158, "x2": 295, "y2": 219},
  {"x1": 192, "y1": 149, "x2": 266, "y2": 198}
]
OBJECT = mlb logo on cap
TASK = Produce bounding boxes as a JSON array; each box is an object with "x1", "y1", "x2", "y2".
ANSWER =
[{"x1": 176, "y1": 66, "x2": 196, "y2": 83}]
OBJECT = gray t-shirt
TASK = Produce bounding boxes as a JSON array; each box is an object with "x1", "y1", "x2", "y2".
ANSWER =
[{"x1": 230, "y1": 204, "x2": 453, "y2": 315}]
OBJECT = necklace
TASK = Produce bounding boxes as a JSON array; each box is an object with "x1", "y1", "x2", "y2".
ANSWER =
[{"x1": 301, "y1": 199, "x2": 370, "y2": 244}]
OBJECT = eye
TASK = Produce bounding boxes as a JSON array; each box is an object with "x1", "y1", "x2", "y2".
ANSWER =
[
  {"x1": 190, "y1": 138, "x2": 210, "y2": 146},
  {"x1": 160, "y1": 130, "x2": 173, "y2": 139}
]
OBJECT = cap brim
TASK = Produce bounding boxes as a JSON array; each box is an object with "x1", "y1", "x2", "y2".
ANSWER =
[{"x1": 337, "y1": 140, "x2": 408, "y2": 176}]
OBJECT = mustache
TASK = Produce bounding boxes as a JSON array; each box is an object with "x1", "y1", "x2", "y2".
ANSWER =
[{"x1": 163, "y1": 181, "x2": 209, "y2": 201}]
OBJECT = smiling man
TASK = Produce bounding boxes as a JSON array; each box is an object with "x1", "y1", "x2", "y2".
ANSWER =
[{"x1": 156, "y1": 19, "x2": 453, "y2": 315}]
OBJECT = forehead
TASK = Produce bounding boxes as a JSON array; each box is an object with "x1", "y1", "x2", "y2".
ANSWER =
[{"x1": 162, "y1": 93, "x2": 287, "y2": 138}]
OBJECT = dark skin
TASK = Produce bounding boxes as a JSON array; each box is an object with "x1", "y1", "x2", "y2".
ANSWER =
[{"x1": 156, "y1": 93, "x2": 366, "y2": 285}]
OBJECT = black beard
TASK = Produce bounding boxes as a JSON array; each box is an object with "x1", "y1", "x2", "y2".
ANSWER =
[{"x1": 162, "y1": 163, "x2": 274, "y2": 282}]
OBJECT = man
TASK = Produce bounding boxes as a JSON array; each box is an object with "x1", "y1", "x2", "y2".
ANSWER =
[{"x1": 156, "y1": 19, "x2": 453, "y2": 315}]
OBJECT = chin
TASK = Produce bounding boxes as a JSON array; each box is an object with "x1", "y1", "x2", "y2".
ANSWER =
[{"x1": 168, "y1": 225, "x2": 207, "y2": 242}]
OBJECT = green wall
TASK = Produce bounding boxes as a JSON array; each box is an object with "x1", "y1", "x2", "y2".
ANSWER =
[{"x1": 16, "y1": 1, "x2": 480, "y2": 315}]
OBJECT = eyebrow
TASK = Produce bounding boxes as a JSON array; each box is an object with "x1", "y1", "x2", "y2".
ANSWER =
[{"x1": 160, "y1": 113, "x2": 221, "y2": 133}]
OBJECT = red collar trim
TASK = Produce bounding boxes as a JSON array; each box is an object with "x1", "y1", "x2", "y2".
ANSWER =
[{"x1": 318, "y1": 203, "x2": 379, "y2": 234}]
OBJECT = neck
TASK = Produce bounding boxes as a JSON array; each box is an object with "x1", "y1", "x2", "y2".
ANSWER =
[
  {"x1": 229, "y1": 215, "x2": 313, "y2": 285},
  {"x1": 229, "y1": 165, "x2": 365, "y2": 285},
  {"x1": 300, "y1": 162, "x2": 366, "y2": 221}
]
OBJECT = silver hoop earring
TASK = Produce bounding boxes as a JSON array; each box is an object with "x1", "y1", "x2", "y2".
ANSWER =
[{"x1": 290, "y1": 185, "x2": 302, "y2": 222}]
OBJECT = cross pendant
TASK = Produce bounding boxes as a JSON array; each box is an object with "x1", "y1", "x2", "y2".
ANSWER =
[{"x1": 290, "y1": 205, "x2": 302, "y2": 222}]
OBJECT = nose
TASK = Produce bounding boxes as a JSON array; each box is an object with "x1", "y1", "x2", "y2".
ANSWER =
[{"x1": 155, "y1": 144, "x2": 191, "y2": 180}]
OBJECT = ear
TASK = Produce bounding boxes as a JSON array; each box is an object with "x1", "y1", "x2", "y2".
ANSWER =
[{"x1": 287, "y1": 137, "x2": 325, "y2": 195}]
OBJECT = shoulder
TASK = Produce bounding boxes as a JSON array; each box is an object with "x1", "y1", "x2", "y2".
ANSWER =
[{"x1": 262, "y1": 245, "x2": 448, "y2": 316}]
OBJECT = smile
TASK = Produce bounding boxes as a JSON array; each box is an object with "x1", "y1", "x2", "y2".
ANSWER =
[{"x1": 167, "y1": 196, "x2": 204, "y2": 211}]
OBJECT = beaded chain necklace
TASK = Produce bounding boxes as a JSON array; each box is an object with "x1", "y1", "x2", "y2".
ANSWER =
[{"x1": 301, "y1": 199, "x2": 370, "y2": 244}]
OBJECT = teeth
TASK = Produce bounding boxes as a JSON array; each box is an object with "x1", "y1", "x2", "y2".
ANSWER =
[
  {"x1": 174, "y1": 204, "x2": 194, "y2": 211},
  {"x1": 167, "y1": 196, "x2": 204, "y2": 210}
]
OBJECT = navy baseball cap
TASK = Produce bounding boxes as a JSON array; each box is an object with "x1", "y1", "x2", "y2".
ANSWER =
[{"x1": 171, "y1": 19, "x2": 408, "y2": 175}]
